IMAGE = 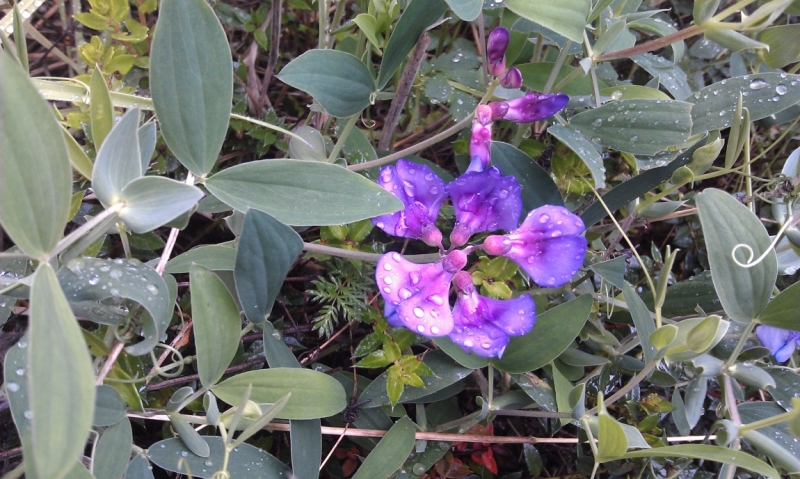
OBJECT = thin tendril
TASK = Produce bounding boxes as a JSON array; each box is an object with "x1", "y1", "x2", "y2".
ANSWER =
[{"x1": 731, "y1": 217, "x2": 794, "y2": 268}]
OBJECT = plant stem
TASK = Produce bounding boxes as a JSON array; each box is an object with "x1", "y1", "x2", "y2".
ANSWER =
[
  {"x1": 725, "y1": 321, "x2": 757, "y2": 367},
  {"x1": 543, "y1": 40, "x2": 571, "y2": 93},
  {"x1": 46, "y1": 202, "x2": 123, "y2": 262},
  {"x1": 302, "y1": 242, "x2": 440, "y2": 263},
  {"x1": 328, "y1": 114, "x2": 359, "y2": 163},
  {"x1": 586, "y1": 360, "x2": 658, "y2": 416},
  {"x1": 593, "y1": 25, "x2": 702, "y2": 62}
]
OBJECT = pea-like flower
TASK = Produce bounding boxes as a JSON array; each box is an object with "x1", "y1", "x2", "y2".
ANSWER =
[
  {"x1": 450, "y1": 272, "x2": 535, "y2": 358},
  {"x1": 482, "y1": 205, "x2": 586, "y2": 287},
  {"x1": 489, "y1": 91, "x2": 570, "y2": 124},
  {"x1": 371, "y1": 159, "x2": 448, "y2": 247},
  {"x1": 468, "y1": 105, "x2": 494, "y2": 172},
  {"x1": 756, "y1": 325, "x2": 800, "y2": 362},
  {"x1": 449, "y1": 166, "x2": 522, "y2": 247}
]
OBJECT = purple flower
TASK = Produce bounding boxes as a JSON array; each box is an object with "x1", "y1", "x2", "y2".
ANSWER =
[
  {"x1": 756, "y1": 325, "x2": 800, "y2": 362},
  {"x1": 372, "y1": 159, "x2": 448, "y2": 247},
  {"x1": 486, "y1": 27, "x2": 509, "y2": 77},
  {"x1": 450, "y1": 272, "x2": 535, "y2": 358},
  {"x1": 376, "y1": 250, "x2": 468, "y2": 337},
  {"x1": 448, "y1": 167, "x2": 522, "y2": 247},
  {"x1": 500, "y1": 67, "x2": 522, "y2": 89},
  {"x1": 482, "y1": 205, "x2": 586, "y2": 287},
  {"x1": 469, "y1": 105, "x2": 494, "y2": 173},
  {"x1": 489, "y1": 91, "x2": 569, "y2": 123}
]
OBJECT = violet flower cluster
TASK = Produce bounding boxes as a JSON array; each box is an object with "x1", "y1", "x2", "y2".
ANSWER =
[
  {"x1": 370, "y1": 28, "x2": 582, "y2": 358},
  {"x1": 757, "y1": 325, "x2": 800, "y2": 362}
]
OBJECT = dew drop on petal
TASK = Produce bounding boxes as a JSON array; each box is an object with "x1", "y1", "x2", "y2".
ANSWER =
[
  {"x1": 413, "y1": 307, "x2": 424, "y2": 317},
  {"x1": 417, "y1": 325, "x2": 425, "y2": 333}
]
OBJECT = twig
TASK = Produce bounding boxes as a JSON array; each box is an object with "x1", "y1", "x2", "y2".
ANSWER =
[
  {"x1": 145, "y1": 357, "x2": 267, "y2": 391},
  {"x1": 594, "y1": 24, "x2": 702, "y2": 62},
  {"x1": 95, "y1": 341, "x2": 124, "y2": 385},
  {"x1": 378, "y1": 33, "x2": 429, "y2": 151}
]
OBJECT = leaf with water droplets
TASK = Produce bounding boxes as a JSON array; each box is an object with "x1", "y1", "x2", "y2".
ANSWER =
[
  {"x1": 490, "y1": 141, "x2": 564, "y2": 213},
  {"x1": 739, "y1": 402, "x2": 800, "y2": 474},
  {"x1": 766, "y1": 368, "x2": 800, "y2": 410},
  {"x1": 630, "y1": 53, "x2": 692, "y2": 100},
  {"x1": 351, "y1": 416, "x2": 416, "y2": 479},
  {"x1": 548, "y1": 125, "x2": 606, "y2": 188},
  {"x1": 148, "y1": 437, "x2": 289, "y2": 478},
  {"x1": 504, "y1": 0, "x2": 591, "y2": 43},
  {"x1": 569, "y1": 99, "x2": 693, "y2": 156},
  {"x1": 620, "y1": 445, "x2": 781, "y2": 479},
  {"x1": 58, "y1": 257, "x2": 171, "y2": 356},
  {"x1": 690, "y1": 73, "x2": 800, "y2": 133},
  {"x1": 93, "y1": 418, "x2": 133, "y2": 479}
]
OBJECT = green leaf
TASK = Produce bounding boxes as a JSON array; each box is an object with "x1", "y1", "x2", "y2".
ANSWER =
[
  {"x1": 59, "y1": 257, "x2": 171, "y2": 356},
  {"x1": 213, "y1": 368, "x2": 347, "y2": 419},
  {"x1": 90, "y1": 68, "x2": 114, "y2": 148},
  {"x1": 569, "y1": 99, "x2": 693, "y2": 155},
  {"x1": 630, "y1": 53, "x2": 692, "y2": 100},
  {"x1": 704, "y1": 29, "x2": 768, "y2": 53},
  {"x1": 351, "y1": 416, "x2": 416, "y2": 479},
  {"x1": 125, "y1": 456, "x2": 155, "y2": 479},
  {"x1": 170, "y1": 414, "x2": 211, "y2": 457},
  {"x1": 580, "y1": 139, "x2": 705, "y2": 227},
  {"x1": 29, "y1": 264, "x2": 95, "y2": 479},
  {"x1": 278, "y1": 50, "x2": 374, "y2": 117},
  {"x1": 766, "y1": 368, "x2": 800, "y2": 410},
  {"x1": 518, "y1": 62, "x2": 600, "y2": 96},
  {"x1": 693, "y1": 0, "x2": 721, "y2": 24},
  {"x1": 190, "y1": 264, "x2": 241, "y2": 388},
  {"x1": 148, "y1": 437, "x2": 289, "y2": 478},
  {"x1": 433, "y1": 336, "x2": 490, "y2": 369},
  {"x1": 165, "y1": 245, "x2": 236, "y2": 274},
  {"x1": 504, "y1": 0, "x2": 590, "y2": 43},
  {"x1": 118, "y1": 176, "x2": 204, "y2": 233},
  {"x1": 205, "y1": 159, "x2": 402, "y2": 226},
  {"x1": 359, "y1": 350, "x2": 471, "y2": 407},
  {"x1": 758, "y1": 281, "x2": 800, "y2": 330},
  {"x1": 377, "y1": 0, "x2": 448, "y2": 90},
  {"x1": 697, "y1": 189, "x2": 776, "y2": 322},
  {"x1": 597, "y1": 410, "x2": 629, "y2": 461},
  {"x1": 138, "y1": 122, "x2": 157, "y2": 172},
  {"x1": 620, "y1": 445, "x2": 781, "y2": 479},
  {"x1": 629, "y1": 18, "x2": 684, "y2": 65},
  {"x1": 62, "y1": 128, "x2": 94, "y2": 180},
  {"x1": 590, "y1": 256, "x2": 626, "y2": 289},
  {"x1": 235, "y1": 210, "x2": 303, "y2": 323},
  {"x1": 759, "y1": 25, "x2": 800, "y2": 68},
  {"x1": 665, "y1": 316, "x2": 729, "y2": 362},
  {"x1": 94, "y1": 418, "x2": 133, "y2": 479},
  {"x1": 490, "y1": 142, "x2": 565, "y2": 211},
  {"x1": 92, "y1": 107, "x2": 143, "y2": 207},
  {"x1": 548, "y1": 125, "x2": 606, "y2": 188},
  {"x1": 728, "y1": 362, "x2": 776, "y2": 389},
  {"x1": 291, "y1": 419, "x2": 322, "y2": 479},
  {"x1": 650, "y1": 325, "x2": 678, "y2": 351},
  {"x1": 288, "y1": 125, "x2": 328, "y2": 162},
  {"x1": 0, "y1": 53, "x2": 71, "y2": 259},
  {"x1": 493, "y1": 295, "x2": 593, "y2": 373},
  {"x1": 3, "y1": 337, "x2": 40, "y2": 479},
  {"x1": 689, "y1": 73, "x2": 800, "y2": 133},
  {"x1": 150, "y1": 0, "x2": 233, "y2": 176},
  {"x1": 354, "y1": 14, "x2": 381, "y2": 51},
  {"x1": 444, "y1": 0, "x2": 482, "y2": 21},
  {"x1": 93, "y1": 384, "x2": 126, "y2": 426},
  {"x1": 262, "y1": 322, "x2": 301, "y2": 368}
]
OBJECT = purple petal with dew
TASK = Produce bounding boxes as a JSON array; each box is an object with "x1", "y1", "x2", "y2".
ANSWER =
[
  {"x1": 756, "y1": 325, "x2": 798, "y2": 362},
  {"x1": 449, "y1": 272, "x2": 535, "y2": 358},
  {"x1": 494, "y1": 92, "x2": 569, "y2": 123},
  {"x1": 469, "y1": 118, "x2": 493, "y2": 173},
  {"x1": 486, "y1": 27, "x2": 509, "y2": 64},
  {"x1": 371, "y1": 159, "x2": 448, "y2": 244},
  {"x1": 449, "y1": 167, "x2": 522, "y2": 247},
  {"x1": 500, "y1": 205, "x2": 586, "y2": 287},
  {"x1": 500, "y1": 67, "x2": 522, "y2": 89},
  {"x1": 376, "y1": 252, "x2": 455, "y2": 337},
  {"x1": 384, "y1": 303, "x2": 404, "y2": 328}
]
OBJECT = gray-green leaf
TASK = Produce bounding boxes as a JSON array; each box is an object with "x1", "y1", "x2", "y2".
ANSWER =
[
  {"x1": 148, "y1": 437, "x2": 289, "y2": 478},
  {"x1": 503, "y1": 0, "x2": 591, "y2": 43},
  {"x1": 118, "y1": 176, "x2": 204, "y2": 233},
  {"x1": 351, "y1": 416, "x2": 416, "y2": 479}
]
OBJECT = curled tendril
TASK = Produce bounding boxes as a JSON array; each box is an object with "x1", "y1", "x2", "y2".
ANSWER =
[
  {"x1": 731, "y1": 217, "x2": 795, "y2": 268},
  {"x1": 212, "y1": 471, "x2": 231, "y2": 479},
  {"x1": 148, "y1": 344, "x2": 186, "y2": 379}
]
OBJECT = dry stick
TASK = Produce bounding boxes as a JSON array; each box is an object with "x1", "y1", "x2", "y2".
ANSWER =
[
  {"x1": 129, "y1": 412, "x2": 715, "y2": 444},
  {"x1": 377, "y1": 33, "x2": 430, "y2": 151},
  {"x1": 260, "y1": 0, "x2": 282, "y2": 102},
  {"x1": 319, "y1": 425, "x2": 349, "y2": 471}
]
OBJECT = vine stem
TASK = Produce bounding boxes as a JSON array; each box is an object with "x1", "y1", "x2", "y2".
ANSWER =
[
  {"x1": 586, "y1": 360, "x2": 658, "y2": 416},
  {"x1": 328, "y1": 113, "x2": 359, "y2": 163},
  {"x1": 129, "y1": 412, "x2": 716, "y2": 444},
  {"x1": 593, "y1": 25, "x2": 702, "y2": 62}
]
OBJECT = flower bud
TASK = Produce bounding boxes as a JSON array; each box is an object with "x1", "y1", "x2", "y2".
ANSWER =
[
  {"x1": 442, "y1": 249, "x2": 468, "y2": 273},
  {"x1": 482, "y1": 235, "x2": 511, "y2": 255},
  {"x1": 500, "y1": 67, "x2": 522, "y2": 89},
  {"x1": 487, "y1": 27, "x2": 509, "y2": 76}
]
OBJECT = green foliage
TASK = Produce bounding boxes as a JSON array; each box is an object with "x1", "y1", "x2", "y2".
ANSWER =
[{"x1": 308, "y1": 258, "x2": 375, "y2": 337}]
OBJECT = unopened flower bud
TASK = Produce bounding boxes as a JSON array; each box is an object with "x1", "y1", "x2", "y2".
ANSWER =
[
  {"x1": 487, "y1": 27, "x2": 509, "y2": 77},
  {"x1": 500, "y1": 67, "x2": 522, "y2": 89}
]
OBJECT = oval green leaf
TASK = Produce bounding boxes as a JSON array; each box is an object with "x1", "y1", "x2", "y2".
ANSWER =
[
  {"x1": 150, "y1": 0, "x2": 233, "y2": 176},
  {"x1": 29, "y1": 264, "x2": 95, "y2": 479},
  {"x1": 205, "y1": 159, "x2": 402, "y2": 226},
  {"x1": 352, "y1": 416, "x2": 416, "y2": 479},
  {"x1": 190, "y1": 264, "x2": 242, "y2": 388},
  {"x1": 621, "y1": 445, "x2": 781, "y2": 479},
  {"x1": 235, "y1": 210, "x2": 303, "y2": 323},
  {"x1": 0, "y1": 53, "x2": 71, "y2": 259},
  {"x1": 758, "y1": 281, "x2": 800, "y2": 330},
  {"x1": 212, "y1": 368, "x2": 347, "y2": 419},
  {"x1": 94, "y1": 384, "x2": 126, "y2": 426},
  {"x1": 94, "y1": 418, "x2": 133, "y2": 479},
  {"x1": 490, "y1": 142, "x2": 565, "y2": 211},
  {"x1": 165, "y1": 245, "x2": 236, "y2": 274},
  {"x1": 696, "y1": 189, "x2": 776, "y2": 322},
  {"x1": 89, "y1": 68, "x2": 113, "y2": 149},
  {"x1": 290, "y1": 419, "x2": 322, "y2": 479},
  {"x1": 92, "y1": 108, "x2": 143, "y2": 207},
  {"x1": 569, "y1": 99, "x2": 693, "y2": 156},
  {"x1": 119, "y1": 176, "x2": 204, "y2": 234},
  {"x1": 690, "y1": 73, "x2": 800, "y2": 133},
  {"x1": 493, "y1": 294, "x2": 593, "y2": 374},
  {"x1": 444, "y1": 0, "x2": 482, "y2": 21},
  {"x1": 548, "y1": 125, "x2": 606, "y2": 188},
  {"x1": 278, "y1": 50, "x2": 374, "y2": 117},
  {"x1": 148, "y1": 437, "x2": 289, "y2": 478},
  {"x1": 504, "y1": 0, "x2": 590, "y2": 43}
]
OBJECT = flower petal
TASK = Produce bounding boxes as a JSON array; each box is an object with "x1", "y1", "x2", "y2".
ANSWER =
[
  {"x1": 490, "y1": 92, "x2": 569, "y2": 123},
  {"x1": 468, "y1": 107, "x2": 494, "y2": 173},
  {"x1": 376, "y1": 252, "x2": 455, "y2": 337},
  {"x1": 481, "y1": 294, "x2": 536, "y2": 337},
  {"x1": 502, "y1": 205, "x2": 586, "y2": 287},
  {"x1": 449, "y1": 167, "x2": 522, "y2": 246},
  {"x1": 756, "y1": 325, "x2": 798, "y2": 362},
  {"x1": 450, "y1": 320, "x2": 509, "y2": 358},
  {"x1": 500, "y1": 67, "x2": 522, "y2": 89},
  {"x1": 371, "y1": 159, "x2": 447, "y2": 244},
  {"x1": 487, "y1": 27, "x2": 509, "y2": 76}
]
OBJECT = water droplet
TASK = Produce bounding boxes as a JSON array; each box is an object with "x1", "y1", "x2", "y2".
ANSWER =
[
  {"x1": 99, "y1": 265, "x2": 111, "y2": 273},
  {"x1": 17, "y1": 340, "x2": 26, "y2": 348},
  {"x1": 400, "y1": 288, "x2": 412, "y2": 299},
  {"x1": 7, "y1": 382, "x2": 19, "y2": 392},
  {"x1": 180, "y1": 451, "x2": 188, "y2": 457},
  {"x1": 160, "y1": 444, "x2": 166, "y2": 448},
  {"x1": 88, "y1": 275, "x2": 100, "y2": 285},
  {"x1": 631, "y1": 135, "x2": 638, "y2": 142},
  {"x1": 592, "y1": 118, "x2": 603, "y2": 127},
  {"x1": 413, "y1": 307, "x2": 424, "y2": 317},
  {"x1": 539, "y1": 214, "x2": 550, "y2": 223},
  {"x1": 15, "y1": 368, "x2": 24, "y2": 376},
  {"x1": 145, "y1": 283, "x2": 159, "y2": 295},
  {"x1": 416, "y1": 325, "x2": 425, "y2": 333},
  {"x1": 749, "y1": 79, "x2": 769, "y2": 90},
  {"x1": 109, "y1": 269, "x2": 123, "y2": 280},
  {"x1": 23, "y1": 410, "x2": 33, "y2": 420},
  {"x1": 430, "y1": 326, "x2": 440, "y2": 334},
  {"x1": 204, "y1": 459, "x2": 214, "y2": 467},
  {"x1": 384, "y1": 277, "x2": 393, "y2": 285}
]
